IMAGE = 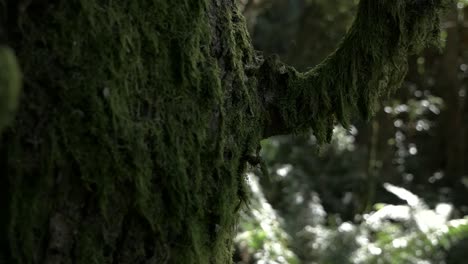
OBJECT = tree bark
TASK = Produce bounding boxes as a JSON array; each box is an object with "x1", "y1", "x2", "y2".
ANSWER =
[{"x1": 0, "y1": 0, "x2": 447, "y2": 263}]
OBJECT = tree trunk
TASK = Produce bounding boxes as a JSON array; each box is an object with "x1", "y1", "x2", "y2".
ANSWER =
[
  {"x1": 434, "y1": 3, "x2": 466, "y2": 203},
  {"x1": 0, "y1": 0, "x2": 447, "y2": 263}
]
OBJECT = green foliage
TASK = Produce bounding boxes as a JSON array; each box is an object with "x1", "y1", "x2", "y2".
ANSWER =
[
  {"x1": 353, "y1": 185, "x2": 468, "y2": 264},
  {"x1": 237, "y1": 178, "x2": 468, "y2": 263},
  {"x1": 235, "y1": 174, "x2": 299, "y2": 264},
  {"x1": 259, "y1": 126, "x2": 363, "y2": 220}
]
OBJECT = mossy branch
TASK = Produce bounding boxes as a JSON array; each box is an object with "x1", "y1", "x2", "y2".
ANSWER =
[{"x1": 259, "y1": 0, "x2": 448, "y2": 142}]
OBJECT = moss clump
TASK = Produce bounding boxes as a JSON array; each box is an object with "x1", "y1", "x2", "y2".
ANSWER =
[
  {"x1": 0, "y1": 45, "x2": 21, "y2": 134},
  {"x1": 275, "y1": 0, "x2": 447, "y2": 142}
]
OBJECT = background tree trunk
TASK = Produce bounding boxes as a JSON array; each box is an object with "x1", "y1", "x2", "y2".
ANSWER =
[
  {"x1": 0, "y1": 0, "x2": 447, "y2": 263},
  {"x1": 434, "y1": 3, "x2": 466, "y2": 203}
]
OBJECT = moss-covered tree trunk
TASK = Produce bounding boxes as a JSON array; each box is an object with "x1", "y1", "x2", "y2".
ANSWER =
[{"x1": 0, "y1": 0, "x2": 447, "y2": 263}]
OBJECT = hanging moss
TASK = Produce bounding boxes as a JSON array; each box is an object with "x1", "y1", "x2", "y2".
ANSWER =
[
  {"x1": 271, "y1": 0, "x2": 447, "y2": 142},
  {"x1": 0, "y1": 45, "x2": 21, "y2": 134}
]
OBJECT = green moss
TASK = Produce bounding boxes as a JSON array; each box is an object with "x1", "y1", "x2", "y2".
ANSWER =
[
  {"x1": 4, "y1": 0, "x2": 262, "y2": 263},
  {"x1": 0, "y1": 46, "x2": 21, "y2": 134},
  {"x1": 276, "y1": 0, "x2": 447, "y2": 143}
]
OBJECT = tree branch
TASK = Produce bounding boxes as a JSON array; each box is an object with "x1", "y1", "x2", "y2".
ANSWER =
[{"x1": 259, "y1": 0, "x2": 447, "y2": 141}]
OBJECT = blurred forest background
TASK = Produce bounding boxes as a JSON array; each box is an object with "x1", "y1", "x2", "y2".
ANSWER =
[{"x1": 233, "y1": 0, "x2": 468, "y2": 263}]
